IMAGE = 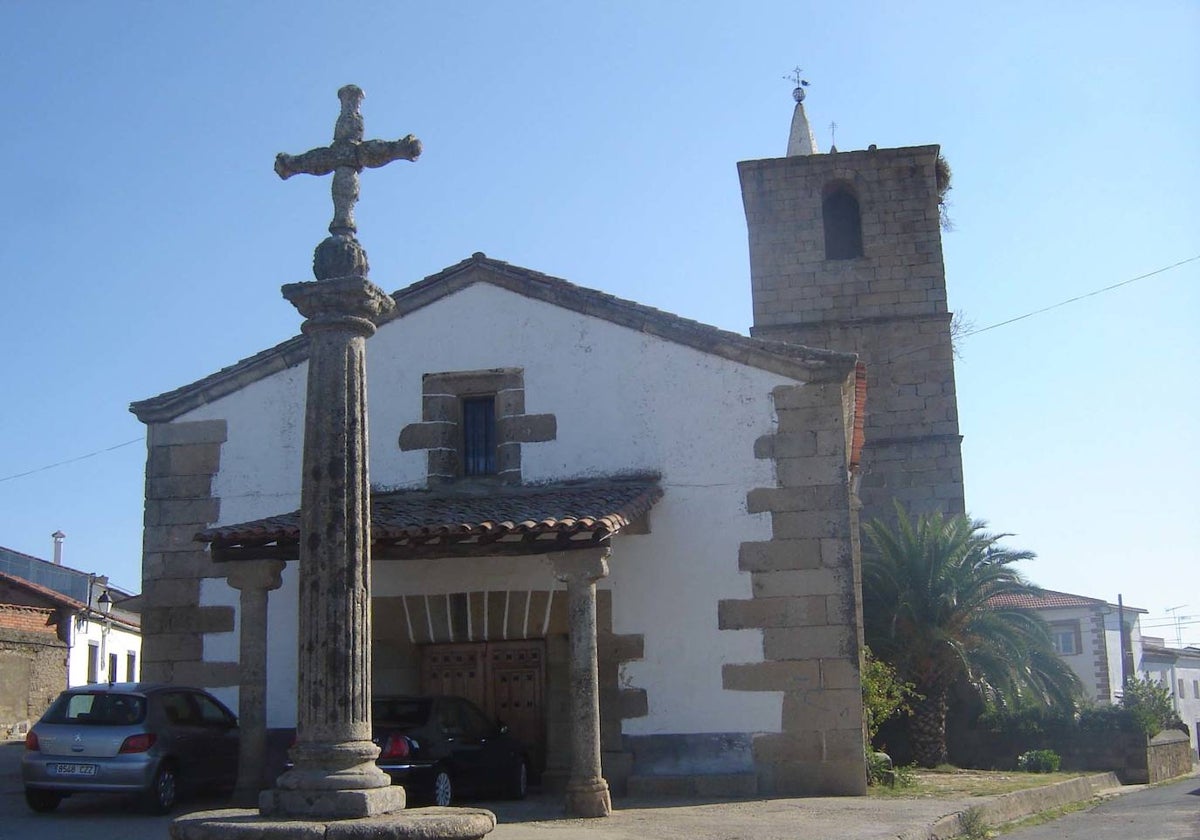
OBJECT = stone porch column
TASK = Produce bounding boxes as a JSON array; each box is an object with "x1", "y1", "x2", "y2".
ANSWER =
[
  {"x1": 226, "y1": 558, "x2": 287, "y2": 805},
  {"x1": 550, "y1": 547, "x2": 612, "y2": 818}
]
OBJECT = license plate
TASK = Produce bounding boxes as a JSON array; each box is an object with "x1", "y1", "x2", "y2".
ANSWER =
[{"x1": 50, "y1": 763, "x2": 97, "y2": 776}]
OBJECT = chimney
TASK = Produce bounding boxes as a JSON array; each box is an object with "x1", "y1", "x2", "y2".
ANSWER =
[{"x1": 51, "y1": 530, "x2": 66, "y2": 565}]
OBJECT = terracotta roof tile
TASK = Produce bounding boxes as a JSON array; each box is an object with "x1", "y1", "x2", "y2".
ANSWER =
[
  {"x1": 199, "y1": 476, "x2": 663, "y2": 555},
  {"x1": 988, "y1": 589, "x2": 1146, "y2": 613}
]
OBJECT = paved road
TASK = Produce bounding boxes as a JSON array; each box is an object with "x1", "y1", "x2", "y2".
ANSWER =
[{"x1": 1006, "y1": 775, "x2": 1200, "y2": 840}]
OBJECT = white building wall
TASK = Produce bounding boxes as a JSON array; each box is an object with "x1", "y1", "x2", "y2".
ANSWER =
[
  {"x1": 1143, "y1": 652, "x2": 1200, "y2": 756},
  {"x1": 66, "y1": 619, "x2": 142, "y2": 687},
  {"x1": 182, "y1": 282, "x2": 799, "y2": 734}
]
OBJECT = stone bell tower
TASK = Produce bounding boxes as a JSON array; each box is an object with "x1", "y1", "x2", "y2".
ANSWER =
[{"x1": 737, "y1": 85, "x2": 965, "y2": 527}]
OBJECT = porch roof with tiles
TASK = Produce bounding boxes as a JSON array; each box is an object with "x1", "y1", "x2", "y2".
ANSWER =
[{"x1": 199, "y1": 475, "x2": 663, "y2": 562}]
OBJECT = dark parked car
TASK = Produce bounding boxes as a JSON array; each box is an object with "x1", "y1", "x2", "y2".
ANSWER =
[
  {"x1": 372, "y1": 695, "x2": 529, "y2": 806},
  {"x1": 21, "y1": 683, "x2": 239, "y2": 814}
]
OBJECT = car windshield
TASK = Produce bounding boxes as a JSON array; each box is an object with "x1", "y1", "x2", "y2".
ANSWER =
[
  {"x1": 372, "y1": 698, "x2": 431, "y2": 726},
  {"x1": 43, "y1": 692, "x2": 146, "y2": 726}
]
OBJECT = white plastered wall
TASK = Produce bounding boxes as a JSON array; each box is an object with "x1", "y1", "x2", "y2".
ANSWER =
[
  {"x1": 67, "y1": 620, "x2": 142, "y2": 687},
  {"x1": 181, "y1": 280, "x2": 806, "y2": 734}
]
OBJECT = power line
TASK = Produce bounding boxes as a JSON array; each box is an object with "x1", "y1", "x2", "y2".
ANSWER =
[
  {"x1": 959, "y1": 254, "x2": 1200, "y2": 339},
  {"x1": 885, "y1": 254, "x2": 1199, "y2": 364},
  {"x1": 0, "y1": 438, "x2": 143, "y2": 484}
]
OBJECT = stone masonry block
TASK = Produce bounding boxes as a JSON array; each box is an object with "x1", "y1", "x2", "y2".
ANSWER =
[
  {"x1": 599, "y1": 633, "x2": 643, "y2": 662},
  {"x1": 723, "y1": 660, "x2": 820, "y2": 692},
  {"x1": 166, "y1": 444, "x2": 223, "y2": 478},
  {"x1": 141, "y1": 550, "x2": 224, "y2": 583},
  {"x1": 140, "y1": 630, "x2": 203, "y2": 663},
  {"x1": 738, "y1": 540, "x2": 822, "y2": 572},
  {"x1": 775, "y1": 456, "x2": 847, "y2": 488},
  {"x1": 151, "y1": 498, "x2": 220, "y2": 526},
  {"x1": 748, "y1": 486, "x2": 848, "y2": 515},
  {"x1": 497, "y1": 413, "x2": 556, "y2": 443},
  {"x1": 421, "y1": 393, "x2": 458, "y2": 422},
  {"x1": 719, "y1": 596, "x2": 827, "y2": 629},
  {"x1": 398, "y1": 421, "x2": 452, "y2": 451},
  {"x1": 145, "y1": 474, "x2": 216, "y2": 501},
  {"x1": 824, "y1": 728, "x2": 867, "y2": 762},
  {"x1": 171, "y1": 660, "x2": 241, "y2": 688},
  {"x1": 771, "y1": 510, "x2": 849, "y2": 540},
  {"x1": 141, "y1": 578, "x2": 201, "y2": 609},
  {"x1": 819, "y1": 658, "x2": 862, "y2": 690},
  {"x1": 619, "y1": 688, "x2": 648, "y2": 719},
  {"x1": 766, "y1": 758, "x2": 866, "y2": 797},
  {"x1": 147, "y1": 420, "x2": 227, "y2": 448},
  {"x1": 781, "y1": 689, "x2": 863, "y2": 733},
  {"x1": 752, "y1": 731, "x2": 824, "y2": 763},
  {"x1": 752, "y1": 569, "x2": 849, "y2": 599},
  {"x1": 143, "y1": 524, "x2": 214, "y2": 553},
  {"x1": 763, "y1": 626, "x2": 856, "y2": 660}
]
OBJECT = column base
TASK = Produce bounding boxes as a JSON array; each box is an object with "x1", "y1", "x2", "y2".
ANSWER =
[
  {"x1": 259, "y1": 784, "x2": 405, "y2": 820},
  {"x1": 565, "y1": 777, "x2": 612, "y2": 817}
]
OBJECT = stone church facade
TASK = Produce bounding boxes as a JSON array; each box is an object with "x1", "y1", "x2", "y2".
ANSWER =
[{"x1": 131, "y1": 99, "x2": 962, "y2": 799}]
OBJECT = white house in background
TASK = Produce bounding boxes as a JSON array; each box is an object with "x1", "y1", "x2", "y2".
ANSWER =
[
  {"x1": 0, "y1": 544, "x2": 142, "y2": 688},
  {"x1": 1141, "y1": 639, "x2": 1200, "y2": 757},
  {"x1": 988, "y1": 589, "x2": 1146, "y2": 705}
]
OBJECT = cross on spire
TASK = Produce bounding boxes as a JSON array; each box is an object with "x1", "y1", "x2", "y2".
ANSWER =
[{"x1": 275, "y1": 85, "x2": 421, "y2": 279}]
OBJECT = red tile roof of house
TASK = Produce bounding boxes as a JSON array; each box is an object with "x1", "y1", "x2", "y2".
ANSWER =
[{"x1": 988, "y1": 588, "x2": 1146, "y2": 613}]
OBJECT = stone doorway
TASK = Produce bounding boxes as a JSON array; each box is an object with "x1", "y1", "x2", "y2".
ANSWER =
[{"x1": 421, "y1": 640, "x2": 547, "y2": 773}]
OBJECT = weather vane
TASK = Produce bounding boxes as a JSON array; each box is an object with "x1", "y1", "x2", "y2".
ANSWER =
[{"x1": 784, "y1": 66, "x2": 810, "y2": 101}]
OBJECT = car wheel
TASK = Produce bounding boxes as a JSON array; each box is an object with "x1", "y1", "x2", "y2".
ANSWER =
[
  {"x1": 143, "y1": 763, "x2": 179, "y2": 814},
  {"x1": 431, "y1": 768, "x2": 453, "y2": 806},
  {"x1": 506, "y1": 757, "x2": 528, "y2": 800},
  {"x1": 24, "y1": 788, "x2": 62, "y2": 813}
]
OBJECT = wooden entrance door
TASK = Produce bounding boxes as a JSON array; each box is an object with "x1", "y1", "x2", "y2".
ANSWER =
[{"x1": 421, "y1": 640, "x2": 546, "y2": 772}]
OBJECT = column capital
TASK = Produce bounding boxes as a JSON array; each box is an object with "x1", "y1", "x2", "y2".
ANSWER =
[
  {"x1": 550, "y1": 546, "x2": 610, "y2": 584},
  {"x1": 226, "y1": 559, "x2": 287, "y2": 592}
]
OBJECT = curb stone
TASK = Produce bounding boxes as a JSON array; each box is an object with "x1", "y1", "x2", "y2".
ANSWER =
[{"x1": 897, "y1": 771, "x2": 1126, "y2": 840}]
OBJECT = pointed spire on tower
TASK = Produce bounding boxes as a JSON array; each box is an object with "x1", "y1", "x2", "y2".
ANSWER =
[{"x1": 784, "y1": 67, "x2": 818, "y2": 156}]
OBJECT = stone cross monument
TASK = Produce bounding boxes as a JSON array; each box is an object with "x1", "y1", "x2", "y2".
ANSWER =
[
  {"x1": 259, "y1": 83, "x2": 417, "y2": 820},
  {"x1": 171, "y1": 85, "x2": 494, "y2": 840}
]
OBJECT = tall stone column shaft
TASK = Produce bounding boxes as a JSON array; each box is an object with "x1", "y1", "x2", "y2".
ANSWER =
[
  {"x1": 551, "y1": 548, "x2": 612, "y2": 818},
  {"x1": 264, "y1": 275, "x2": 402, "y2": 819},
  {"x1": 227, "y1": 559, "x2": 286, "y2": 804}
]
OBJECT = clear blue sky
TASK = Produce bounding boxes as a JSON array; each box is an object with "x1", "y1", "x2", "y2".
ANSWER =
[{"x1": 1, "y1": 2, "x2": 1197, "y2": 643}]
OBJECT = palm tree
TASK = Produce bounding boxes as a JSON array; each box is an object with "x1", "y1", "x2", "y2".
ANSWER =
[{"x1": 862, "y1": 505, "x2": 1080, "y2": 767}]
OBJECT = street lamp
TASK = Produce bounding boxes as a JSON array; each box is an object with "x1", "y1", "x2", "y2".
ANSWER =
[{"x1": 97, "y1": 590, "x2": 113, "y2": 683}]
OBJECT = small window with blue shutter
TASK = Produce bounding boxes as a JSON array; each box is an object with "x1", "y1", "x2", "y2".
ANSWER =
[{"x1": 462, "y1": 396, "x2": 496, "y2": 476}]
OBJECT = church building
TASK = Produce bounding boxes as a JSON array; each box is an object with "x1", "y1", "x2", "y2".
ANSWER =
[{"x1": 130, "y1": 89, "x2": 962, "y2": 800}]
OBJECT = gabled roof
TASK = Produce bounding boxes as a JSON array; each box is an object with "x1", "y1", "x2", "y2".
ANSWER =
[
  {"x1": 130, "y1": 254, "x2": 858, "y2": 424},
  {"x1": 988, "y1": 588, "x2": 1147, "y2": 614},
  {"x1": 0, "y1": 570, "x2": 87, "y2": 612},
  {"x1": 199, "y1": 475, "x2": 662, "y2": 562}
]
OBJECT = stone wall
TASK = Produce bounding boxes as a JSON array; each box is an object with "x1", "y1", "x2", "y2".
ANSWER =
[
  {"x1": 1145, "y1": 730, "x2": 1194, "y2": 784},
  {"x1": 0, "y1": 627, "x2": 66, "y2": 736},
  {"x1": 140, "y1": 419, "x2": 235, "y2": 685},
  {"x1": 739, "y1": 145, "x2": 964, "y2": 525},
  {"x1": 719, "y1": 378, "x2": 867, "y2": 795}
]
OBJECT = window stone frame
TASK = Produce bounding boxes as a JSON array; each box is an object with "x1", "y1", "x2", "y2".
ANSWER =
[{"x1": 399, "y1": 367, "x2": 556, "y2": 486}]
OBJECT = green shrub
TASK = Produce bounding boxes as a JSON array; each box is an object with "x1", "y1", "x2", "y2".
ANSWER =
[
  {"x1": 1016, "y1": 749, "x2": 1061, "y2": 773},
  {"x1": 1119, "y1": 676, "x2": 1181, "y2": 738}
]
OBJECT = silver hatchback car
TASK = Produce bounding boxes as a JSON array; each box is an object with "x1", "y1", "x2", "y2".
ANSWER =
[{"x1": 21, "y1": 682, "x2": 239, "y2": 814}]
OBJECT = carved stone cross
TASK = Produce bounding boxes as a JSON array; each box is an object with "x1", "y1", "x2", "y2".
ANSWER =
[{"x1": 275, "y1": 85, "x2": 421, "y2": 278}]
